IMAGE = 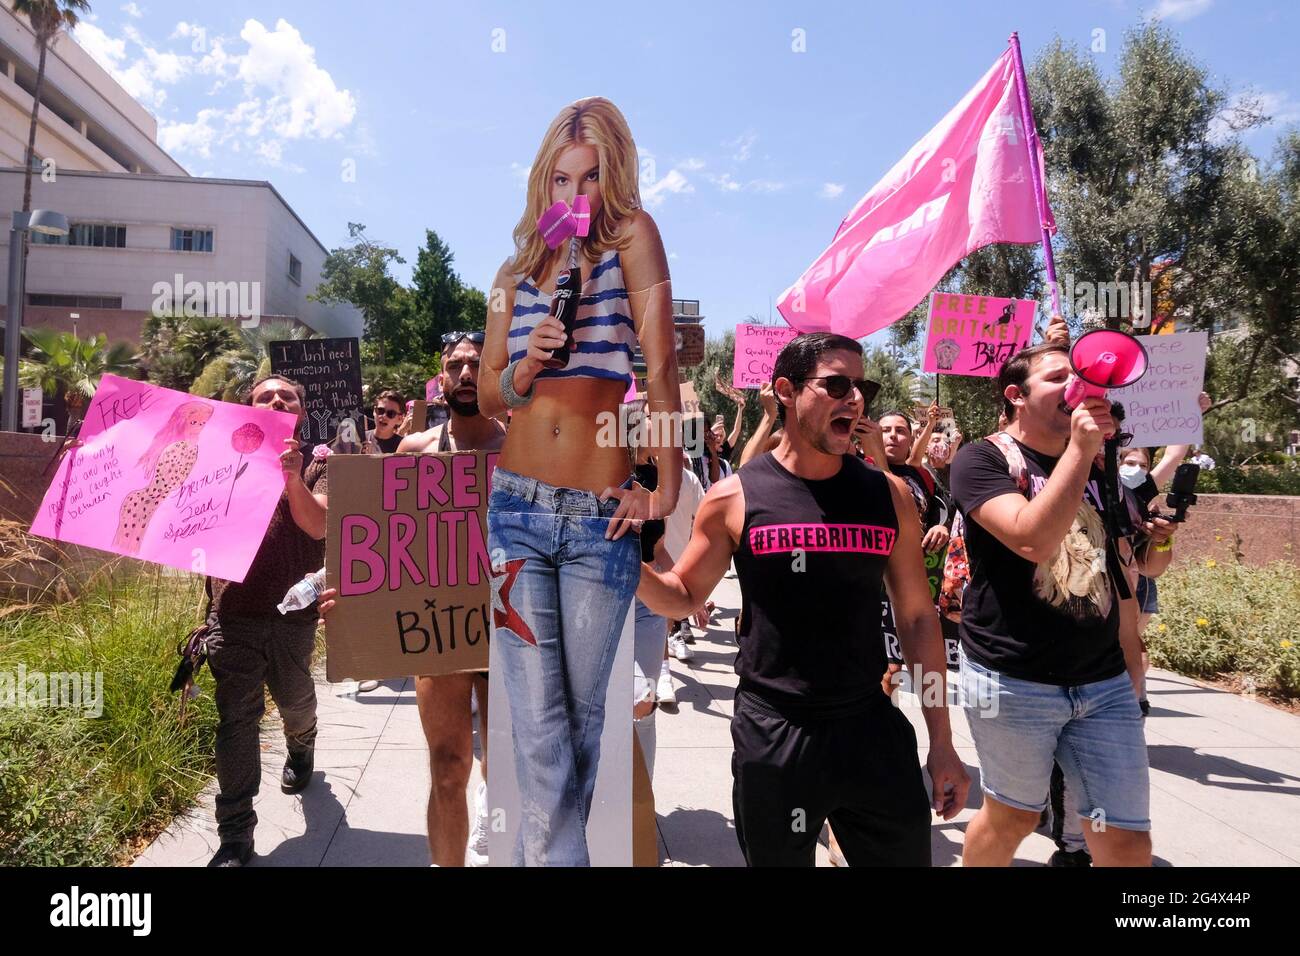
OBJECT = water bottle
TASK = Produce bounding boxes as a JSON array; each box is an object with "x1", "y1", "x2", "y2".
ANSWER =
[{"x1": 278, "y1": 568, "x2": 326, "y2": 615}]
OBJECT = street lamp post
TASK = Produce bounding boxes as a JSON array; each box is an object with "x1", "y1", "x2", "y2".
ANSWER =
[{"x1": 3, "y1": 208, "x2": 68, "y2": 431}]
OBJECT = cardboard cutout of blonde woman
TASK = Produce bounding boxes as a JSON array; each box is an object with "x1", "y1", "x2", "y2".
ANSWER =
[{"x1": 480, "y1": 97, "x2": 682, "y2": 866}]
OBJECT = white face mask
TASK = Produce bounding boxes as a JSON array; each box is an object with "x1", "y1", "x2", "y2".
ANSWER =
[{"x1": 1119, "y1": 463, "x2": 1149, "y2": 489}]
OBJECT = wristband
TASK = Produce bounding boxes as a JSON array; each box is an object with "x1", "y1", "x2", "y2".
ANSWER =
[
  {"x1": 1152, "y1": 536, "x2": 1174, "y2": 553},
  {"x1": 500, "y1": 358, "x2": 535, "y2": 408}
]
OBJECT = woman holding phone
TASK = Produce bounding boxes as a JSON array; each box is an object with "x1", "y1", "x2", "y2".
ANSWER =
[{"x1": 479, "y1": 96, "x2": 682, "y2": 866}]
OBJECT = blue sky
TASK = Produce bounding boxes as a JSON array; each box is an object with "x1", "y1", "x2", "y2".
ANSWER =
[{"x1": 74, "y1": 0, "x2": 1297, "y2": 343}]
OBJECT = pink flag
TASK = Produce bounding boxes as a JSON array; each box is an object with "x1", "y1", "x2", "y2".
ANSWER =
[{"x1": 777, "y1": 45, "x2": 1054, "y2": 339}]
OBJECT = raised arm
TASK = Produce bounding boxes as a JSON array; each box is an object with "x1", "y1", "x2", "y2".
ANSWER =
[
  {"x1": 907, "y1": 402, "x2": 940, "y2": 467},
  {"x1": 726, "y1": 397, "x2": 746, "y2": 454},
  {"x1": 637, "y1": 476, "x2": 742, "y2": 620},
  {"x1": 624, "y1": 211, "x2": 681, "y2": 517},
  {"x1": 964, "y1": 400, "x2": 1111, "y2": 563},
  {"x1": 738, "y1": 383, "x2": 775, "y2": 467}
]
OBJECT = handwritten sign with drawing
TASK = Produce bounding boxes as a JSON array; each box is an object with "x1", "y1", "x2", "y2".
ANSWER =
[
  {"x1": 923, "y1": 294, "x2": 1035, "y2": 378},
  {"x1": 325, "y1": 451, "x2": 497, "y2": 681},
  {"x1": 29, "y1": 375, "x2": 296, "y2": 582}
]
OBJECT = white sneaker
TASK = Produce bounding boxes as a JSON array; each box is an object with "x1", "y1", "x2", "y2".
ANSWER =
[
  {"x1": 669, "y1": 634, "x2": 695, "y2": 661},
  {"x1": 656, "y1": 671, "x2": 676, "y2": 705},
  {"x1": 466, "y1": 780, "x2": 489, "y2": 867}
]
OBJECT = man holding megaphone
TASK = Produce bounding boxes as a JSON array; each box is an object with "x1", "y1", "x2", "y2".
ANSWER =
[{"x1": 949, "y1": 327, "x2": 1171, "y2": 868}]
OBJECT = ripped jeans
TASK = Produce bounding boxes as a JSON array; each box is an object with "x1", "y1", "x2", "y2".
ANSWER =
[{"x1": 488, "y1": 467, "x2": 640, "y2": 866}]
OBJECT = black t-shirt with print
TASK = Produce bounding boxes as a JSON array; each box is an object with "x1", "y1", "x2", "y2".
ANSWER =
[{"x1": 949, "y1": 437, "x2": 1124, "y2": 686}]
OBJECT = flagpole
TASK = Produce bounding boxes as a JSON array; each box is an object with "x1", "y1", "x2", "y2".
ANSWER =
[{"x1": 1009, "y1": 32, "x2": 1060, "y2": 317}]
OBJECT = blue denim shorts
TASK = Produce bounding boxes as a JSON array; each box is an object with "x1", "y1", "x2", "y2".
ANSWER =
[
  {"x1": 1136, "y1": 574, "x2": 1159, "y2": 615},
  {"x1": 958, "y1": 648, "x2": 1151, "y2": 831}
]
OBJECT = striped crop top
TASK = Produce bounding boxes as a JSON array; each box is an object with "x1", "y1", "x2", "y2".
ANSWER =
[{"x1": 509, "y1": 249, "x2": 636, "y2": 388}]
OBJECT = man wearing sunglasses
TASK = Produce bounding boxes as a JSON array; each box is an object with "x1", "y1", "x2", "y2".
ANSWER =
[
  {"x1": 318, "y1": 331, "x2": 504, "y2": 866},
  {"x1": 638, "y1": 332, "x2": 969, "y2": 866}
]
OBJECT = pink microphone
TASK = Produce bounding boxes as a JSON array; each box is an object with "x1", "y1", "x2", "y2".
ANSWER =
[{"x1": 573, "y1": 195, "x2": 591, "y2": 237}]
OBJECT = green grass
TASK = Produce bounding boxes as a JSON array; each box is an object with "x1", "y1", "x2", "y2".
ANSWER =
[
  {"x1": 0, "y1": 565, "x2": 218, "y2": 866},
  {"x1": 1147, "y1": 559, "x2": 1300, "y2": 698}
]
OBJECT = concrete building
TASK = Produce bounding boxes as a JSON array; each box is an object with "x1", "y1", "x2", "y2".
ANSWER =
[{"x1": 0, "y1": 5, "x2": 359, "y2": 345}]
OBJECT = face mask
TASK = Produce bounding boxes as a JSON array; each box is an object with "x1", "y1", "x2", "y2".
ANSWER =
[{"x1": 1119, "y1": 464, "x2": 1148, "y2": 489}]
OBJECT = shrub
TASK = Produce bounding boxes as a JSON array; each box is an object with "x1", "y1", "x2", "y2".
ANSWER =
[
  {"x1": 1147, "y1": 559, "x2": 1300, "y2": 697},
  {"x1": 0, "y1": 567, "x2": 218, "y2": 865}
]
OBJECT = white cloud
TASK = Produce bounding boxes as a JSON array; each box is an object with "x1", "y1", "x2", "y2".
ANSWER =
[
  {"x1": 510, "y1": 162, "x2": 531, "y2": 189},
  {"x1": 121, "y1": 2, "x2": 144, "y2": 18},
  {"x1": 1146, "y1": 0, "x2": 1213, "y2": 22},
  {"x1": 819, "y1": 182, "x2": 845, "y2": 199},
  {"x1": 668, "y1": 251, "x2": 679, "y2": 261},
  {"x1": 1209, "y1": 89, "x2": 1300, "y2": 144},
  {"x1": 73, "y1": 20, "x2": 190, "y2": 109},
  {"x1": 642, "y1": 168, "x2": 693, "y2": 209},
  {"x1": 157, "y1": 107, "x2": 220, "y2": 158},
  {"x1": 729, "y1": 132, "x2": 757, "y2": 162},
  {"x1": 709, "y1": 172, "x2": 742, "y2": 192},
  {"x1": 237, "y1": 19, "x2": 356, "y2": 139},
  {"x1": 679, "y1": 157, "x2": 706, "y2": 171},
  {"x1": 748, "y1": 179, "x2": 785, "y2": 193}
]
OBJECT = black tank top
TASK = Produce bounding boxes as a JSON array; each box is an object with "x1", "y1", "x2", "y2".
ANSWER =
[{"x1": 734, "y1": 452, "x2": 899, "y2": 715}]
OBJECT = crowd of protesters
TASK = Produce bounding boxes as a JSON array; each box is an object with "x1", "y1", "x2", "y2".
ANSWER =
[{"x1": 190, "y1": 315, "x2": 1201, "y2": 869}]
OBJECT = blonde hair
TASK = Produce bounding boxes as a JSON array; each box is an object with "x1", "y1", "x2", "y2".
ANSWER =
[{"x1": 511, "y1": 97, "x2": 641, "y2": 283}]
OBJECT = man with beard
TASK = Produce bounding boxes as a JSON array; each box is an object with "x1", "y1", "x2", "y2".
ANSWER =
[
  {"x1": 321, "y1": 332, "x2": 504, "y2": 866},
  {"x1": 638, "y1": 333, "x2": 969, "y2": 866}
]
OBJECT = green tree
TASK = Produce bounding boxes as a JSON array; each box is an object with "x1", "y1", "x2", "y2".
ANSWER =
[
  {"x1": 20, "y1": 328, "x2": 136, "y2": 424},
  {"x1": 14, "y1": 0, "x2": 90, "y2": 215},
  {"x1": 311, "y1": 223, "x2": 405, "y2": 365},
  {"x1": 190, "y1": 320, "x2": 315, "y2": 402}
]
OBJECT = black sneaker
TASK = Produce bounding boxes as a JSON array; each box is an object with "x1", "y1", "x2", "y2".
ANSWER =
[
  {"x1": 281, "y1": 749, "x2": 314, "y2": 794},
  {"x1": 1049, "y1": 848, "x2": 1092, "y2": 867},
  {"x1": 208, "y1": 842, "x2": 253, "y2": 867}
]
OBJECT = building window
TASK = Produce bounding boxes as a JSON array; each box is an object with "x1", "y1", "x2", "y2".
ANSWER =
[
  {"x1": 171, "y1": 228, "x2": 214, "y2": 252},
  {"x1": 32, "y1": 223, "x2": 127, "y2": 247},
  {"x1": 27, "y1": 293, "x2": 123, "y2": 309},
  {"x1": 288, "y1": 253, "x2": 302, "y2": 284}
]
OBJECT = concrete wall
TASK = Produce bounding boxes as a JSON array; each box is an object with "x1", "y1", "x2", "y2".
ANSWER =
[
  {"x1": 0, "y1": 168, "x2": 362, "y2": 338},
  {"x1": 1169, "y1": 494, "x2": 1300, "y2": 568}
]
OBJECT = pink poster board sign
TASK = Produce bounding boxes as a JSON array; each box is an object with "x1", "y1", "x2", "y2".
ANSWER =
[
  {"x1": 30, "y1": 375, "x2": 298, "y2": 582},
  {"x1": 922, "y1": 293, "x2": 1035, "y2": 378},
  {"x1": 733, "y1": 323, "x2": 800, "y2": 389}
]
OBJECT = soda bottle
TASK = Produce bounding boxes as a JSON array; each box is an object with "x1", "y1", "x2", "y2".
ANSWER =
[{"x1": 542, "y1": 235, "x2": 581, "y2": 369}]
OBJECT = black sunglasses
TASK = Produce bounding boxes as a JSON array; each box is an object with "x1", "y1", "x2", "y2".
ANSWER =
[
  {"x1": 441, "y1": 331, "x2": 485, "y2": 346},
  {"x1": 373, "y1": 407, "x2": 400, "y2": 420},
  {"x1": 798, "y1": 375, "x2": 881, "y2": 406}
]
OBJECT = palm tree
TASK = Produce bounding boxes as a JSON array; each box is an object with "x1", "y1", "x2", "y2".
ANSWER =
[
  {"x1": 21, "y1": 327, "x2": 136, "y2": 424},
  {"x1": 191, "y1": 319, "x2": 316, "y2": 401},
  {"x1": 176, "y1": 316, "x2": 238, "y2": 371},
  {"x1": 14, "y1": 0, "x2": 92, "y2": 215}
]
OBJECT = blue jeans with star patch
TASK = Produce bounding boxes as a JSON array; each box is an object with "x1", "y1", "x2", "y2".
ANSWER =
[{"x1": 487, "y1": 466, "x2": 640, "y2": 866}]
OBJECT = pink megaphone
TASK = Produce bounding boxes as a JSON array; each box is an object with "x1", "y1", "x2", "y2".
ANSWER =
[
  {"x1": 1062, "y1": 328, "x2": 1149, "y2": 411},
  {"x1": 537, "y1": 201, "x2": 577, "y2": 249}
]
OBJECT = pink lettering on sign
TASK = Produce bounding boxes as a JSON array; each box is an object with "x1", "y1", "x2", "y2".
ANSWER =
[{"x1": 747, "y1": 523, "x2": 897, "y2": 556}]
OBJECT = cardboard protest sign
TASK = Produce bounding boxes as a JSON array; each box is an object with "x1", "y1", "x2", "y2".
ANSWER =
[
  {"x1": 324, "y1": 451, "x2": 498, "y2": 681},
  {"x1": 270, "y1": 337, "x2": 364, "y2": 449},
  {"x1": 1109, "y1": 331, "x2": 1208, "y2": 447},
  {"x1": 923, "y1": 293, "x2": 1035, "y2": 378},
  {"x1": 734, "y1": 323, "x2": 799, "y2": 388},
  {"x1": 912, "y1": 404, "x2": 954, "y2": 424},
  {"x1": 29, "y1": 375, "x2": 296, "y2": 582}
]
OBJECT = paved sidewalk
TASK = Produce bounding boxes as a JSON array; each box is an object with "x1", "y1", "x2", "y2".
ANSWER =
[{"x1": 135, "y1": 570, "x2": 1300, "y2": 867}]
